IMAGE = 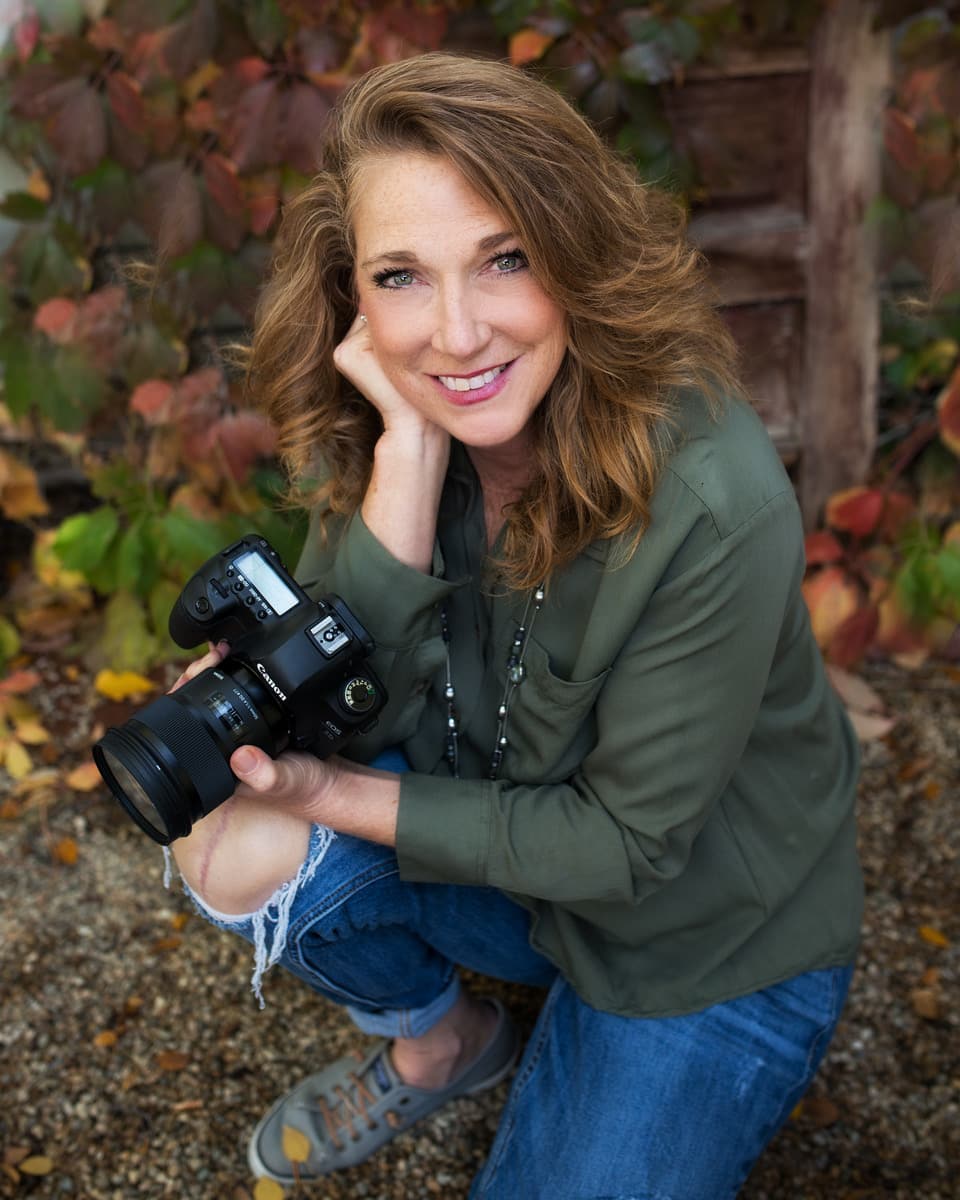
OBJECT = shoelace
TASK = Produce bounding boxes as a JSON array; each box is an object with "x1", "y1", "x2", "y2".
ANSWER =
[{"x1": 315, "y1": 1050, "x2": 401, "y2": 1152}]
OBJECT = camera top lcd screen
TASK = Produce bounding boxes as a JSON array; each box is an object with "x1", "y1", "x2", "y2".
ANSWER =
[{"x1": 233, "y1": 550, "x2": 298, "y2": 615}]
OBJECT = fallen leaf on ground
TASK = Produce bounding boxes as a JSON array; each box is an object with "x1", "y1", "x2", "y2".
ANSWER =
[
  {"x1": 253, "y1": 1178, "x2": 285, "y2": 1200},
  {"x1": 13, "y1": 719, "x2": 50, "y2": 744},
  {"x1": 800, "y1": 1096, "x2": 840, "y2": 1127},
  {"x1": 93, "y1": 1030, "x2": 118, "y2": 1048},
  {"x1": 65, "y1": 762, "x2": 103, "y2": 791},
  {"x1": 282, "y1": 1125, "x2": 311, "y2": 1164},
  {"x1": 919, "y1": 925, "x2": 949, "y2": 948},
  {"x1": 2, "y1": 739, "x2": 32, "y2": 778},
  {"x1": 826, "y1": 664, "x2": 886, "y2": 713},
  {"x1": 0, "y1": 669, "x2": 40, "y2": 695},
  {"x1": 156, "y1": 1050, "x2": 190, "y2": 1071},
  {"x1": 52, "y1": 837, "x2": 78, "y2": 866},
  {"x1": 910, "y1": 987, "x2": 941, "y2": 1020},
  {"x1": 19, "y1": 1156, "x2": 54, "y2": 1176},
  {"x1": 94, "y1": 669, "x2": 157, "y2": 701}
]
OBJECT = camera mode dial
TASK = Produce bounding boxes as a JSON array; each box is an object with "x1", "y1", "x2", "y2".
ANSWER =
[{"x1": 342, "y1": 677, "x2": 377, "y2": 714}]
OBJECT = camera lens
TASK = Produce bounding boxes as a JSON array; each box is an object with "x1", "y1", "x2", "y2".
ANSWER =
[{"x1": 93, "y1": 663, "x2": 282, "y2": 845}]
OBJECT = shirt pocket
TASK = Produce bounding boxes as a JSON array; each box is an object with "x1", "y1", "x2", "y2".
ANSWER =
[{"x1": 504, "y1": 633, "x2": 610, "y2": 782}]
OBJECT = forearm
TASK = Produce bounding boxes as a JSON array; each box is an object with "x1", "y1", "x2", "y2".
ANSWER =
[
  {"x1": 323, "y1": 758, "x2": 402, "y2": 846},
  {"x1": 361, "y1": 428, "x2": 449, "y2": 574}
]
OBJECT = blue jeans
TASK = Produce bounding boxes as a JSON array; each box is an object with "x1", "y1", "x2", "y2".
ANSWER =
[{"x1": 181, "y1": 750, "x2": 854, "y2": 1199}]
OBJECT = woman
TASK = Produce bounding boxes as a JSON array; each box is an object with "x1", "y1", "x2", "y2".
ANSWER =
[{"x1": 171, "y1": 52, "x2": 863, "y2": 1197}]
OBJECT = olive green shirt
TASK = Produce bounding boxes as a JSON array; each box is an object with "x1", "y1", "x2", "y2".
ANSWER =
[{"x1": 296, "y1": 394, "x2": 863, "y2": 1017}]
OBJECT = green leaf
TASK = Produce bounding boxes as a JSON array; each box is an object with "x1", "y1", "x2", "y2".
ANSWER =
[
  {"x1": 0, "y1": 192, "x2": 47, "y2": 221},
  {"x1": 620, "y1": 41, "x2": 673, "y2": 86},
  {"x1": 0, "y1": 332, "x2": 46, "y2": 419},
  {"x1": 157, "y1": 509, "x2": 229, "y2": 581},
  {"x1": 665, "y1": 18, "x2": 700, "y2": 65},
  {"x1": 53, "y1": 506, "x2": 120, "y2": 576},
  {"x1": 149, "y1": 577, "x2": 193, "y2": 658},
  {"x1": 936, "y1": 547, "x2": 960, "y2": 600},
  {"x1": 98, "y1": 589, "x2": 159, "y2": 672},
  {"x1": 244, "y1": 0, "x2": 289, "y2": 56},
  {"x1": 0, "y1": 615, "x2": 21, "y2": 667},
  {"x1": 41, "y1": 346, "x2": 105, "y2": 431},
  {"x1": 115, "y1": 517, "x2": 155, "y2": 594}
]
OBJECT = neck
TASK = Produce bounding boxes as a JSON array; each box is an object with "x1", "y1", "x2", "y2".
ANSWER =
[{"x1": 466, "y1": 435, "x2": 535, "y2": 499}]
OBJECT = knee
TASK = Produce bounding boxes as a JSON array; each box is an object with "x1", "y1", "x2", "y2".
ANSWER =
[{"x1": 172, "y1": 797, "x2": 312, "y2": 915}]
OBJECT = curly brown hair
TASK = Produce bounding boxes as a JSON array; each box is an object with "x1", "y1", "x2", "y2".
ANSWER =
[{"x1": 248, "y1": 52, "x2": 741, "y2": 589}]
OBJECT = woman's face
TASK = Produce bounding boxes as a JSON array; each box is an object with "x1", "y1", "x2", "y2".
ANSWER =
[{"x1": 350, "y1": 152, "x2": 567, "y2": 456}]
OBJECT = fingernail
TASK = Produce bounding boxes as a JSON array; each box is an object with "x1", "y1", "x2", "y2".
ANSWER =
[{"x1": 233, "y1": 747, "x2": 257, "y2": 776}]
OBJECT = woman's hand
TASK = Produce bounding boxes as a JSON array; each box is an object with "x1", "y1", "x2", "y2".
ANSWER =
[
  {"x1": 335, "y1": 313, "x2": 449, "y2": 573},
  {"x1": 168, "y1": 641, "x2": 230, "y2": 693},
  {"x1": 229, "y1": 744, "x2": 340, "y2": 825}
]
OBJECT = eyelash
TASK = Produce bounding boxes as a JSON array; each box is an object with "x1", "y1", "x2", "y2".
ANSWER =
[{"x1": 371, "y1": 248, "x2": 529, "y2": 290}]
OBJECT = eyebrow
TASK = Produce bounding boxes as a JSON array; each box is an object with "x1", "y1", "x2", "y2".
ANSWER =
[{"x1": 359, "y1": 230, "x2": 516, "y2": 269}]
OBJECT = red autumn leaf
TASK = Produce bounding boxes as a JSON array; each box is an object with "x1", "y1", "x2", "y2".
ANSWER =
[
  {"x1": 802, "y1": 566, "x2": 861, "y2": 649},
  {"x1": 877, "y1": 491, "x2": 915, "y2": 539},
  {"x1": 223, "y1": 78, "x2": 282, "y2": 172},
  {"x1": 365, "y1": 5, "x2": 448, "y2": 60},
  {"x1": 825, "y1": 487, "x2": 885, "y2": 538},
  {"x1": 245, "y1": 173, "x2": 280, "y2": 237},
  {"x1": 49, "y1": 84, "x2": 108, "y2": 176},
  {"x1": 230, "y1": 56, "x2": 273, "y2": 87},
  {"x1": 106, "y1": 71, "x2": 147, "y2": 135},
  {"x1": 509, "y1": 29, "x2": 554, "y2": 66},
  {"x1": 884, "y1": 108, "x2": 923, "y2": 173},
  {"x1": 804, "y1": 530, "x2": 844, "y2": 566},
  {"x1": 0, "y1": 669, "x2": 42, "y2": 695},
  {"x1": 280, "y1": 82, "x2": 333, "y2": 175},
  {"x1": 33, "y1": 298, "x2": 78, "y2": 342},
  {"x1": 161, "y1": 0, "x2": 218, "y2": 81},
  {"x1": 174, "y1": 368, "x2": 224, "y2": 420},
  {"x1": 205, "y1": 411, "x2": 277, "y2": 482},
  {"x1": 130, "y1": 379, "x2": 175, "y2": 423},
  {"x1": 937, "y1": 365, "x2": 960, "y2": 456},
  {"x1": 202, "y1": 153, "x2": 245, "y2": 222},
  {"x1": 14, "y1": 9, "x2": 41, "y2": 63},
  {"x1": 828, "y1": 603, "x2": 880, "y2": 668},
  {"x1": 86, "y1": 18, "x2": 125, "y2": 55}
]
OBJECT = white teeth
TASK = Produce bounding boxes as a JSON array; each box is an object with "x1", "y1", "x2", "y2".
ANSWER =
[{"x1": 438, "y1": 365, "x2": 506, "y2": 391}]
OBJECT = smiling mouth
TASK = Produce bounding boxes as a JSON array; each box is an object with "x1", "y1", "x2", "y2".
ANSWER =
[{"x1": 436, "y1": 363, "x2": 510, "y2": 392}]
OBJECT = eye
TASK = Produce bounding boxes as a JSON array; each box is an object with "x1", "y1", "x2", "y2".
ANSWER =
[
  {"x1": 491, "y1": 250, "x2": 527, "y2": 273},
  {"x1": 372, "y1": 268, "x2": 415, "y2": 289}
]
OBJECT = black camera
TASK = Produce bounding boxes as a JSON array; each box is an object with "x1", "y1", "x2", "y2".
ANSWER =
[{"x1": 92, "y1": 534, "x2": 387, "y2": 846}]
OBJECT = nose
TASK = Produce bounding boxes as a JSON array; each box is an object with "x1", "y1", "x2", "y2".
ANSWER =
[{"x1": 431, "y1": 283, "x2": 492, "y2": 360}]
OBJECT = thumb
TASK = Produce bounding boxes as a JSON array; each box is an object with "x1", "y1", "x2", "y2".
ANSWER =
[{"x1": 230, "y1": 745, "x2": 276, "y2": 791}]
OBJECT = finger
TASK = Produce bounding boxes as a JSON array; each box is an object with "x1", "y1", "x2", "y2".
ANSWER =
[
  {"x1": 169, "y1": 644, "x2": 226, "y2": 693},
  {"x1": 230, "y1": 745, "x2": 278, "y2": 792}
]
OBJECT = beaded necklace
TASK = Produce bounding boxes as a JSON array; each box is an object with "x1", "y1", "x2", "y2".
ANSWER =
[{"x1": 439, "y1": 582, "x2": 546, "y2": 780}]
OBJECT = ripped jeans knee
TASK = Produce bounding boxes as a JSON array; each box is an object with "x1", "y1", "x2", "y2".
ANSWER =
[{"x1": 166, "y1": 822, "x2": 337, "y2": 1007}]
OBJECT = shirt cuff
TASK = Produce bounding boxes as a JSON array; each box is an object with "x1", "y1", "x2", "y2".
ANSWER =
[{"x1": 395, "y1": 772, "x2": 491, "y2": 886}]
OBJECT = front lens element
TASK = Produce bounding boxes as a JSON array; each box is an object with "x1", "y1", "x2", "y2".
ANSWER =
[{"x1": 100, "y1": 746, "x2": 167, "y2": 839}]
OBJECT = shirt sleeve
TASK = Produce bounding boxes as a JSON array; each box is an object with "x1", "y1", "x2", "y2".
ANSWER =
[
  {"x1": 395, "y1": 489, "x2": 807, "y2": 903},
  {"x1": 295, "y1": 506, "x2": 461, "y2": 758}
]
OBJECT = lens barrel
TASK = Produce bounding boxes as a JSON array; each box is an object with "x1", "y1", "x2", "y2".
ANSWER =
[{"x1": 93, "y1": 663, "x2": 283, "y2": 845}]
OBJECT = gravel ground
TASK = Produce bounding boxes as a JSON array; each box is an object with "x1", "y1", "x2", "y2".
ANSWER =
[{"x1": 0, "y1": 657, "x2": 957, "y2": 1200}]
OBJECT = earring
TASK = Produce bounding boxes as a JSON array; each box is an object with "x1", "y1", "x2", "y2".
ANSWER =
[{"x1": 359, "y1": 314, "x2": 367, "y2": 323}]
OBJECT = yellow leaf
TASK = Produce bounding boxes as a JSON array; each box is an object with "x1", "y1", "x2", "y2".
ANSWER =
[
  {"x1": 94, "y1": 1030, "x2": 118, "y2": 1048},
  {"x1": 65, "y1": 762, "x2": 103, "y2": 792},
  {"x1": 281, "y1": 1125, "x2": 311, "y2": 1164},
  {"x1": 253, "y1": 1178, "x2": 286, "y2": 1200},
  {"x1": 919, "y1": 925, "x2": 949, "y2": 948},
  {"x1": 3, "y1": 739, "x2": 32, "y2": 779},
  {"x1": 14, "y1": 719, "x2": 50, "y2": 745},
  {"x1": 52, "y1": 837, "x2": 79, "y2": 866},
  {"x1": 0, "y1": 450, "x2": 49, "y2": 520},
  {"x1": 19, "y1": 1156, "x2": 54, "y2": 1176},
  {"x1": 183, "y1": 59, "x2": 222, "y2": 103},
  {"x1": 94, "y1": 669, "x2": 157, "y2": 701}
]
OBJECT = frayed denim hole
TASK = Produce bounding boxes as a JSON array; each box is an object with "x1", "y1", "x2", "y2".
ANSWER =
[{"x1": 173, "y1": 824, "x2": 337, "y2": 1008}]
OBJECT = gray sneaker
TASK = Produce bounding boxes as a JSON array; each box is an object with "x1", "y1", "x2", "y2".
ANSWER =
[{"x1": 247, "y1": 998, "x2": 520, "y2": 1182}]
